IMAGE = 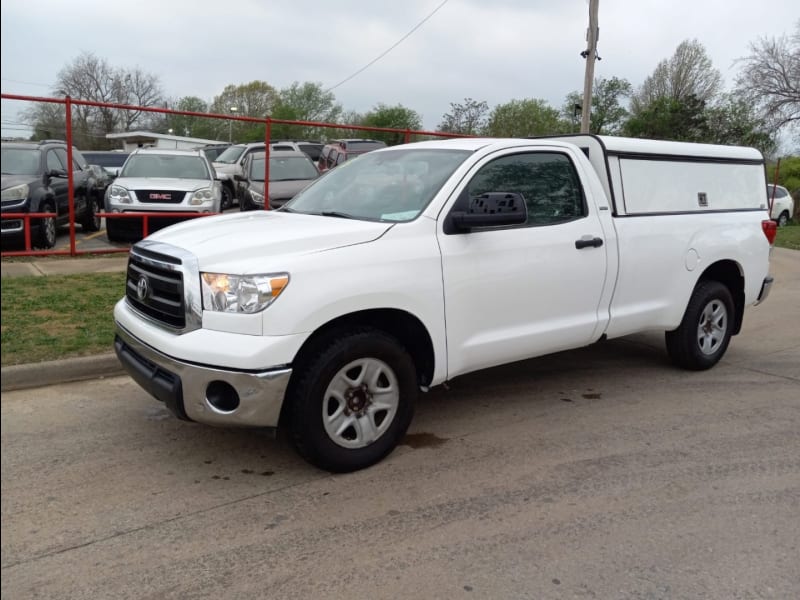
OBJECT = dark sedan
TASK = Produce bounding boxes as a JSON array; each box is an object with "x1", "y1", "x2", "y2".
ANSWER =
[{"x1": 236, "y1": 150, "x2": 319, "y2": 210}]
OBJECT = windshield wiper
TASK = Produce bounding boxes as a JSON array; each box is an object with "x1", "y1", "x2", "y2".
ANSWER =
[{"x1": 320, "y1": 211, "x2": 354, "y2": 219}]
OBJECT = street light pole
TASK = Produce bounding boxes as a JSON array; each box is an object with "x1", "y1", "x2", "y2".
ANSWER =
[{"x1": 228, "y1": 106, "x2": 238, "y2": 142}]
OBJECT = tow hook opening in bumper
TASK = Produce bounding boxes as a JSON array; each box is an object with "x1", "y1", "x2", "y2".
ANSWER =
[{"x1": 755, "y1": 275, "x2": 774, "y2": 305}]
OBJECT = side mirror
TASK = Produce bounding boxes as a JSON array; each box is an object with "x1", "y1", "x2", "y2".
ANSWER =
[
  {"x1": 47, "y1": 168, "x2": 68, "y2": 179},
  {"x1": 450, "y1": 192, "x2": 528, "y2": 232}
]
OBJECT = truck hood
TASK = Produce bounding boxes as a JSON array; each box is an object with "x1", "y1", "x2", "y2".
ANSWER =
[{"x1": 145, "y1": 210, "x2": 392, "y2": 271}]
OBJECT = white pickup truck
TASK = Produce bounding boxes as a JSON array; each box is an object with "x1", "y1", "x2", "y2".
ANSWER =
[{"x1": 114, "y1": 135, "x2": 775, "y2": 472}]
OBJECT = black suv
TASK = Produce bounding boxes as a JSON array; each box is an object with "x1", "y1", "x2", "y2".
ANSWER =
[{"x1": 1, "y1": 140, "x2": 100, "y2": 248}]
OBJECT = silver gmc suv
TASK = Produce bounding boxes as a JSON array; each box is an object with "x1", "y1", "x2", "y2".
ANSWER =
[{"x1": 105, "y1": 148, "x2": 222, "y2": 243}]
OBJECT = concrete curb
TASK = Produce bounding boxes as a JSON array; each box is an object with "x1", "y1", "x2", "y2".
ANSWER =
[{"x1": 1, "y1": 353, "x2": 125, "y2": 392}]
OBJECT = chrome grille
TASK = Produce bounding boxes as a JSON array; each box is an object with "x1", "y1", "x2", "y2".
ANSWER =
[
  {"x1": 134, "y1": 189, "x2": 185, "y2": 204},
  {"x1": 126, "y1": 247, "x2": 185, "y2": 328}
]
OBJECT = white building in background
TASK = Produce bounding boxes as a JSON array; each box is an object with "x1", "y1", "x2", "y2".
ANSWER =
[{"x1": 106, "y1": 131, "x2": 226, "y2": 152}]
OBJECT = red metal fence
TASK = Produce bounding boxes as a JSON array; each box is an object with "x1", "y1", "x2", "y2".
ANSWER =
[{"x1": 1, "y1": 93, "x2": 467, "y2": 258}]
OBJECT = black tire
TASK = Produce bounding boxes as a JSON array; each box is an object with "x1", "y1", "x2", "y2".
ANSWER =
[
  {"x1": 221, "y1": 186, "x2": 233, "y2": 211},
  {"x1": 777, "y1": 211, "x2": 790, "y2": 227},
  {"x1": 665, "y1": 280, "x2": 734, "y2": 371},
  {"x1": 289, "y1": 329, "x2": 417, "y2": 472},
  {"x1": 239, "y1": 193, "x2": 253, "y2": 211},
  {"x1": 80, "y1": 195, "x2": 101, "y2": 232},
  {"x1": 34, "y1": 202, "x2": 57, "y2": 249}
]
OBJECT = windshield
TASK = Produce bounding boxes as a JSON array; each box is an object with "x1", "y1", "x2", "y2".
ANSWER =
[
  {"x1": 1, "y1": 147, "x2": 40, "y2": 175},
  {"x1": 250, "y1": 156, "x2": 320, "y2": 181},
  {"x1": 285, "y1": 148, "x2": 471, "y2": 222},
  {"x1": 214, "y1": 145, "x2": 247, "y2": 164},
  {"x1": 82, "y1": 152, "x2": 129, "y2": 168},
  {"x1": 120, "y1": 155, "x2": 211, "y2": 179}
]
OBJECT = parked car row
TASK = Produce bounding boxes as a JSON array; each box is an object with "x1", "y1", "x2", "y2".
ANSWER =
[{"x1": 2, "y1": 136, "x2": 403, "y2": 249}]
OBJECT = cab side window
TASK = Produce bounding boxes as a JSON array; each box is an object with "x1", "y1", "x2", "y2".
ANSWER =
[{"x1": 467, "y1": 152, "x2": 586, "y2": 226}]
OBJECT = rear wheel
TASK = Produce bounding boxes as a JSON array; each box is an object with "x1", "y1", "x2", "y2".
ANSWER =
[
  {"x1": 289, "y1": 329, "x2": 417, "y2": 472},
  {"x1": 777, "y1": 211, "x2": 790, "y2": 227},
  {"x1": 665, "y1": 280, "x2": 734, "y2": 371},
  {"x1": 34, "y1": 202, "x2": 57, "y2": 249},
  {"x1": 80, "y1": 195, "x2": 101, "y2": 232}
]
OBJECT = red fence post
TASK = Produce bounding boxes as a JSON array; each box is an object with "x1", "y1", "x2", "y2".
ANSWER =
[
  {"x1": 24, "y1": 215, "x2": 32, "y2": 251},
  {"x1": 264, "y1": 118, "x2": 272, "y2": 210},
  {"x1": 65, "y1": 95, "x2": 77, "y2": 256},
  {"x1": 404, "y1": 128, "x2": 411, "y2": 144}
]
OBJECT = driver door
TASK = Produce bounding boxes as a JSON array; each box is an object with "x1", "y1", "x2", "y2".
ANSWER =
[{"x1": 437, "y1": 147, "x2": 609, "y2": 378}]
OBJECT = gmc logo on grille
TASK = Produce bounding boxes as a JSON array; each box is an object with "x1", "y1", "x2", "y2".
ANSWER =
[{"x1": 149, "y1": 193, "x2": 172, "y2": 200}]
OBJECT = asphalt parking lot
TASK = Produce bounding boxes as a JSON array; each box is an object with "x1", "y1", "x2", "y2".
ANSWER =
[{"x1": 1, "y1": 249, "x2": 798, "y2": 599}]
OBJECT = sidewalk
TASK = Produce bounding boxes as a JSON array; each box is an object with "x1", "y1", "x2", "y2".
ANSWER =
[
  {"x1": 1, "y1": 255, "x2": 128, "y2": 278},
  {"x1": 1, "y1": 255, "x2": 129, "y2": 391}
]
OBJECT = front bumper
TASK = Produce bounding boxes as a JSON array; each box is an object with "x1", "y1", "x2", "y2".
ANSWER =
[{"x1": 115, "y1": 324, "x2": 291, "y2": 428}]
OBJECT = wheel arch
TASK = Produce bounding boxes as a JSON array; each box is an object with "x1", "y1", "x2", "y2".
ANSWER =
[
  {"x1": 281, "y1": 308, "x2": 435, "y2": 426},
  {"x1": 697, "y1": 259, "x2": 745, "y2": 335}
]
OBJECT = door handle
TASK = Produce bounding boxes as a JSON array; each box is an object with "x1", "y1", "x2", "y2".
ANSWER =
[{"x1": 575, "y1": 236, "x2": 604, "y2": 249}]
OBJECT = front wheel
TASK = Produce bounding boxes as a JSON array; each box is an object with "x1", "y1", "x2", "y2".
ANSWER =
[
  {"x1": 34, "y1": 202, "x2": 57, "y2": 249},
  {"x1": 288, "y1": 329, "x2": 417, "y2": 472},
  {"x1": 665, "y1": 280, "x2": 734, "y2": 371},
  {"x1": 221, "y1": 186, "x2": 233, "y2": 211}
]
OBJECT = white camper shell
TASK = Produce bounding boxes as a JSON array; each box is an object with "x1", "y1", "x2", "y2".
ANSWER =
[{"x1": 543, "y1": 135, "x2": 767, "y2": 216}]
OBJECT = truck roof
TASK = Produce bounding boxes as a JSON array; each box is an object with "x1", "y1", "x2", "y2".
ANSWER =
[{"x1": 390, "y1": 135, "x2": 763, "y2": 161}]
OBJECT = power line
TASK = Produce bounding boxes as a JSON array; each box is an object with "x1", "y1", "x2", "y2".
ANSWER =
[
  {"x1": 325, "y1": 0, "x2": 451, "y2": 93},
  {"x1": 1, "y1": 78, "x2": 52, "y2": 89}
]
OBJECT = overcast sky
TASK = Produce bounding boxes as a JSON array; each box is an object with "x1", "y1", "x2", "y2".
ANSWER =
[{"x1": 1, "y1": 0, "x2": 797, "y2": 141}]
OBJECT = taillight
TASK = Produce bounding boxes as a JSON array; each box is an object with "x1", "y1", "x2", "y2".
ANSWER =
[{"x1": 762, "y1": 219, "x2": 777, "y2": 245}]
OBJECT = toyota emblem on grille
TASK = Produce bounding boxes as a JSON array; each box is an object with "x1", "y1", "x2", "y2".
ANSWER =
[{"x1": 136, "y1": 275, "x2": 150, "y2": 301}]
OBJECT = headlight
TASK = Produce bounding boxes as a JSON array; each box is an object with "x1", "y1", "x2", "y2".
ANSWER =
[
  {"x1": 249, "y1": 188, "x2": 264, "y2": 205},
  {"x1": 190, "y1": 187, "x2": 214, "y2": 205},
  {"x1": 1, "y1": 183, "x2": 30, "y2": 201},
  {"x1": 109, "y1": 185, "x2": 131, "y2": 203},
  {"x1": 201, "y1": 272, "x2": 289, "y2": 314}
]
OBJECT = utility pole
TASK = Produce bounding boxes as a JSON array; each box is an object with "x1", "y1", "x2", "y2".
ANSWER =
[{"x1": 580, "y1": 0, "x2": 600, "y2": 133}]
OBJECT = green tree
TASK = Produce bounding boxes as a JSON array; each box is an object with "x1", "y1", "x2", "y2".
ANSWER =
[
  {"x1": 624, "y1": 94, "x2": 709, "y2": 142},
  {"x1": 271, "y1": 81, "x2": 342, "y2": 140},
  {"x1": 361, "y1": 103, "x2": 423, "y2": 145},
  {"x1": 563, "y1": 76, "x2": 632, "y2": 134},
  {"x1": 209, "y1": 81, "x2": 279, "y2": 143},
  {"x1": 329, "y1": 109, "x2": 367, "y2": 140},
  {"x1": 163, "y1": 96, "x2": 215, "y2": 140},
  {"x1": 437, "y1": 98, "x2": 489, "y2": 135},
  {"x1": 485, "y1": 98, "x2": 564, "y2": 137},
  {"x1": 704, "y1": 94, "x2": 777, "y2": 156}
]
